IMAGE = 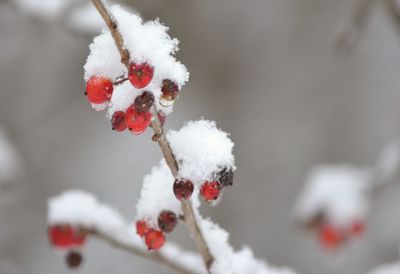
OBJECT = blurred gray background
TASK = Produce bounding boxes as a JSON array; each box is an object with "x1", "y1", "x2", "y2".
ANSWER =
[{"x1": 0, "y1": 0, "x2": 400, "y2": 273}]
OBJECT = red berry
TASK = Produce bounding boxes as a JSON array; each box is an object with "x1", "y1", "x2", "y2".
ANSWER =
[
  {"x1": 111, "y1": 111, "x2": 127, "y2": 132},
  {"x1": 48, "y1": 225, "x2": 86, "y2": 248},
  {"x1": 136, "y1": 220, "x2": 150, "y2": 237},
  {"x1": 318, "y1": 225, "x2": 342, "y2": 249},
  {"x1": 66, "y1": 251, "x2": 83, "y2": 269},
  {"x1": 125, "y1": 105, "x2": 152, "y2": 135},
  {"x1": 350, "y1": 221, "x2": 365, "y2": 236},
  {"x1": 160, "y1": 79, "x2": 179, "y2": 106},
  {"x1": 145, "y1": 230, "x2": 165, "y2": 250},
  {"x1": 134, "y1": 91, "x2": 155, "y2": 113},
  {"x1": 86, "y1": 76, "x2": 113, "y2": 104},
  {"x1": 173, "y1": 179, "x2": 194, "y2": 201},
  {"x1": 129, "y1": 63, "x2": 154, "y2": 89},
  {"x1": 200, "y1": 181, "x2": 222, "y2": 201},
  {"x1": 158, "y1": 210, "x2": 177, "y2": 233}
]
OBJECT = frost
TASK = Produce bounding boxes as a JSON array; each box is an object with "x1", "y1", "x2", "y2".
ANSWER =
[
  {"x1": 83, "y1": 5, "x2": 189, "y2": 116},
  {"x1": 295, "y1": 165, "x2": 371, "y2": 227},
  {"x1": 367, "y1": 262, "x2": 400, "y2": 274},
  {"x1": 168, "y1": 120, "x2": 236, "y2": 185}
]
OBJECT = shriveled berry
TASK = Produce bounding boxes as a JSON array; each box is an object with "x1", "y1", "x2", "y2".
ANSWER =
[
  {"x1": 125, "y1": 105, "x2": 152, "y2": 135},
  {"x1": 48, "y1": 225, "x2": 86, "y2": 248},
  {"x1": 217, "y1": 168, "x2": 234, "y2": 187},
  {"x1": 318, "y1": 225, "x2": 343, "y2": 249},
  {"x1": 66, "y1": 251, "x2": 83, "y2": 269},
  {"x1": 160, "y1": 79, "x2": 179, "y2": 107},
  {"x1": 145, "y1": 229, "x2": 165, "y2": 250},
  {"x1": 111, "y1": 111, "x2": 127, "y2": 132},
  {"x1": 350, "y1": 221, "x2": 365, "y2": 236},
  {"x1": 86, "y1": 76, "x2": 113, "y2": 104},
  {"x1": 134, "y1": 91, "x2": 154, "y2": 113},
  {"x1": 136, "y1": 220, "x2": 150, "y2": 237},
  {"x1": 200, "y1": 181, "x2": 222, "y2": 201},
  {"x1": 173, "y1": 179, "x2": 194, "y2": 201},
  {"x1": 158, "y1": 210, "x2": 177, "y2": 233},
  {"x1": 129, "y1": 63, "x2": 154, "y2": 89}
]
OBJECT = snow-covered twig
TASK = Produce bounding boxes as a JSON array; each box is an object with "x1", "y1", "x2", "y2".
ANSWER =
[{"x1": 89, "y1": 0, "x2": 214, "y2": 271}]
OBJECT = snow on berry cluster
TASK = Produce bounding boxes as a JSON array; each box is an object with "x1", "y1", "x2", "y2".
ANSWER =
[{"x1": 84, "y1": 5, "x2": 188, "y2": 133}]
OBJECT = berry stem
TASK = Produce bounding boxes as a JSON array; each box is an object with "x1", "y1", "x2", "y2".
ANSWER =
[{"x1": 90, "y1": 0, "x2": 214, "y2": 272}]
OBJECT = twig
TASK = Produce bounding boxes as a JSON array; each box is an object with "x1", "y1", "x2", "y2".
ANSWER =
[{"x1": 90, "y1": 0, "x2": 214, "y2": 272}]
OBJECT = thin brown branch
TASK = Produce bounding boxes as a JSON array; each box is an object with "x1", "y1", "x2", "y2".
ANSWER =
[{"x1": 90, "y1": 0, "x2": 214, "y2": 272}]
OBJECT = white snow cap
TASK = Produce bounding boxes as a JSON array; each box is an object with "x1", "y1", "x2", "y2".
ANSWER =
[
  {"x1": 295, "y1": 165, "x2": 371, "y2": 228},
  {"x1": 84, "y1": 5, "x2": 189, "y2": 115},
  {"x1": 367, "y1": 262, "x2": 400, "y2": 274},
  {"x1": 168, "y1": 120, "x2": 236, "y2": 185}
]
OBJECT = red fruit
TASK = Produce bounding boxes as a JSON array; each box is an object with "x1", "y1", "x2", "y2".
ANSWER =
[
  {"x1": 173, "y1": 179, "x2": 194, "y2": 201},
  {"x1": 318, "y1": 225, "x2": 342, "y2": 249},
  {"x1": 129, "y1": 63, "x2": 154, "y2": 89},
  {"x1": 48, "y1": 225, "x2": 86, "y2": 248},
  {"x1": 111, "y1": 111, "x2": 127, "y2": 132},
  {"x1": 125, "y1": 105, "x2": 152, "y2": 135},
  {"x1": 200, "y1": 181, "x2": 222, "y2": 201},
  {"x1": 66, "y1": 251, "x2": 83, "y2": 269},
  {"x1": 350, "y1": 221, "x2": 365, "y2": 236},
  {"x1": 134, "y1": 91, "x2": 155, "y2": 113},
  {"x1": 158, "y1": 210, "x2": 177, "y2": 233},
  {"x1": 86, "y1": 76, "x2": 113, "y2": 104},
  {"x1": 145, "y1": 230, "x2": 165, "y2": 250},
  {"x1": 160, "y1": 79, "x2": 179, "y2": 106},
  {"x1": 136, "y1": 220, "x2": 150, "y2": 237}
]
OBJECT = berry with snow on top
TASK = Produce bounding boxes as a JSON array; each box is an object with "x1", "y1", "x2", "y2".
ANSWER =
[
  {"x1": 128, "y1": 63, "x2": 154, "y2": 89},
  {"x1": 111, "y1": 111, "x2": 127, "y2": 131},
  {"x1": 160, "y1": 79, "x2": 179, "y2": 106},
  {"x1": 200, "y1": 181, "x2": 222, "y2": 201},
  {"x1": 66, "y1": 251, "x2": 83, "y2": 269},
  {"x1": 136, "y1": 219, "x2": 150, "y2": 237},
  {"x1": 318, "y1": 224, "x2": 344, "y2": 250},
  {"x1": 125, "y1": 105, "x2": 152, "y2": 134},
  {"x1": 173, "y1": 179, "x2": 194, "y2": 201},
  {"x1": 48, "y1": 225, "x2": 86, "y2": 249},
  {"x1": 158, "y1": 210, "x2": 178, "y2": 233},
  {"x1": 134, "y1": 91, "x2": 154, "y2": 113},
  {"x1": 86, "y1": 76, "x2": 113, "y2": 104},
  {"x1": 145, "y1": 229, "x2": 165, "y2": 250}
]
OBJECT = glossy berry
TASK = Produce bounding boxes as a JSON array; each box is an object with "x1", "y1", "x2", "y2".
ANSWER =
[
  {"x1": 86, "y1": 76, "x2": 113, "y2": 104},
  {"x1": 200, "y1": 181, "x2": 222, "y2": 201},
  {"x1": 125, "y1": 105, "x2": 152, "y2": 135},
  {"x1": 66, "y1": 251, "x2": 83, "y2": 269},
  {"x1": 129, "y1": 63, "x2": 154, "y2": 89},
  {"x1": 217, "y1": 168, "x2": 234, "y2": 187},
  {"x1": 350, "y1": 221, "x2": 365, "y2": 236},
  {"x1": 111, "y1": 111, "x2": 127, "y2": 132},
  {"x1": 173, "y1": 179, "x2": 194, "y2": 201},
  {"x1": 134, "y1": 91, "x2": 154, "y2": 113},
  {"x1": 136, "y1": 220, "x2": 150, "y2": 237},
  {"x1": 48, "y1": 225, "x2": 86, "y2": 248},
  {"x1": 318, "y1": 225, "x2": 342, "y2": 249},
  {"x1": 145, "y1": 229, "x2": 165, "y2": 250},
  {"x1": 158, "y1": 210, "x2": 177, "y2": 233},
  {"x1": 160, "y1": 79, "x2": 179, "y2": 106}
]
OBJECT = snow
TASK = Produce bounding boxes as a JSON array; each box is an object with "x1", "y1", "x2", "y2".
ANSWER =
[
  {"x1": 168, "y1": 120, "x2": 236, "y2": 185},
  {"x1": 84, "y1": 5, "x2": 189, "y2": 116},
  {"x1": 367, "y1": 262, "x2": 400, "y2": 274},
  {"x1": 373, "y1": 141, "x2": 400, "y2": 184},
  {"x1": 295, "y1": 165, "x2": 371, "y2": 228}
]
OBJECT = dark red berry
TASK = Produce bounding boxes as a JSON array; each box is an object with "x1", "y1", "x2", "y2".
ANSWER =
[
  {"x1": 129, "y1": 63, "x2": 154, "y2": 89},
  {"x1": 200, "y1": 181, "x2": 222, "y2": 201},
  {"x1": 66, "y1": 251, "x2": 83, "y2": 269},
  {"x1": 48, "y1": 225, "x2": 86, "y2": 248},
  {"x1": 145, "y1": 229, "x2": 165, "y2": 250},
  {"x1": 350, "y1": 221, "x2": 365, "y2": 236},
  {"x1": 134, "y1": 91, "x2": 154, "y2": 113},
  {"x1": 318, "y1": 225, "x2": 343, "y2": 249},
  {"x1": 173, "y1": 179, "x2": 194, "y2": 201},
  {"x1": 158, "y1": 210, "x2": 177, "y2": 233},
  {"x1": 111, "y1": 111, "x2": 127, "y2": 132},
  {"x1": 160, "y1": 79, "x2": 179, "y2": 106},
  {"x1": 86, "y1": 76, "x2": 113, "y2": 104},
  {"x1": 217, "y1": 168, "x2": 234, "y2": 187},
  {"x1": 125, "y1": 105, "x2": 152, "y2": 135},
  {"x1": 136, "y1": 220, "x2": 150, "y2": 237}
]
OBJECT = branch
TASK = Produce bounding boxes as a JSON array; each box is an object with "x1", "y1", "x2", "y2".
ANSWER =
[{"x1": 90, "y1": 0, "x2": 214, "y2": 271}]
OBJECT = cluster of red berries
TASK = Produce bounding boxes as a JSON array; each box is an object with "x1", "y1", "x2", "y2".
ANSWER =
[
  {"x1": 317, "y1": 220, "x2": 365, "y2": 250},
  {"x1": 136, "y1": 210, "x2": 178, "y2": 250},
  {"x1": 85, "y1": 62, "x2": 178, "y2": 134},
  {"x1": 173, "y1": 168, "x2": 234, "y2": 203},
  {"x1": 48, "y1": 224, "x2": 86, "y2": 268}
]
